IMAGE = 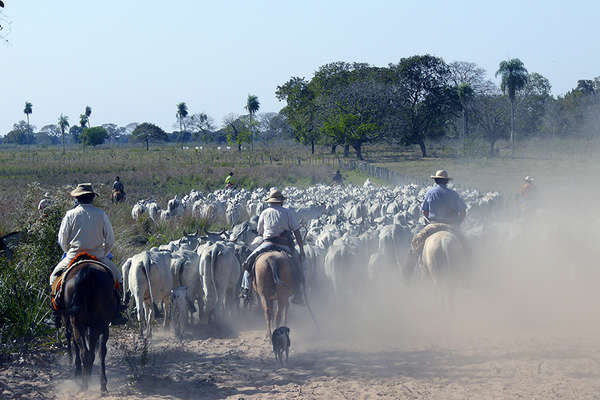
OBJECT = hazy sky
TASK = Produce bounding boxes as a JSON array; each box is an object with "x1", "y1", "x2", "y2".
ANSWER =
[{"x1": 1, "y1": 0, "x2": 598, "y2": 134}]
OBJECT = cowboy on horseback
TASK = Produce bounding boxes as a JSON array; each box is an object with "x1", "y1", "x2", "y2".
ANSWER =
[
  {"x1": 112, "y1": 176, "x2": 126, "y2": 203},
  {"x1": 406, "y1": 170, "x2": 468, "y2": 273},
  {"x1": 50, "y1": 183, "x2": 127, "y2": 325},
  {"x1": 241, "y1": 189, "x2": 306, "y2": 305}
]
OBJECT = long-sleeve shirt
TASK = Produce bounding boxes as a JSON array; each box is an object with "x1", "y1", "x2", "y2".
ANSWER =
[
  {"x1": 258, "y1": 204, "x2": 300, "y2": 240},
  {"x1": 422, "y1": 184, "x2": 467, "y2": 224},
  {"x1": 58, "y1": 204, "x2": 114, "y2": 259}
]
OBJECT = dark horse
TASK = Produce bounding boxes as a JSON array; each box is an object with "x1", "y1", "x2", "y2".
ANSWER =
[
  {"x1": 111, "y1": 190, "x2": 125, "y2": 204},
  {"x1": 61, "y1": 262, "x2": 117, "y2": 394}
]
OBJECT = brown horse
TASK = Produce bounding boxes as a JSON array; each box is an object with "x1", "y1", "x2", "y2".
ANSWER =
[
  {"x1": 253, "y1": 251, "x2": 295, "y2": 339},
  {"x1": 111, "y1": 190, "x2": 125, "y2": 204},
  {"x1": 62, "y1": 262, "x2": 117, "y2": 394}
]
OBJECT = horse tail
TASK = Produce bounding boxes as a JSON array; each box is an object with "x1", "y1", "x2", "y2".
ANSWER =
[
  {"x1": 66, "y1": 265, "x2": 92, "y2": 316},
  {"x1": 142, "y1": 251, "x2": 156, "y2": 308}
]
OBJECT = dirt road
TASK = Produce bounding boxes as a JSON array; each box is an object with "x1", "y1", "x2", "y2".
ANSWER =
[{"x1": 3, "y1": 308, "x2": 600, "y2": 400}]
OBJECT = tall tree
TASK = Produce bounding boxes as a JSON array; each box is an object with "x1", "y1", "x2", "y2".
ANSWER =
[
  {"x1": 176, "y1": 102, "x2": 188, "y2": 141},
  {"x1": 79, "y1": 113, "x2": 88, "y2": 129},
  {"x1": 23, "y1": 101, "x2": 32, "y2": 132},
  {"x1": 495, "y1": 58, "x2": 528, "y2": 155},
  {"x1": 456, "y1": 83, "x2": 475, "y2": 153},
  {"x1": 84, "y1": 106, "x2": 92, "y2": 127},
  {"x1": 132, "y1": 122, "x2": 168, "y2": 150},
  {"x1": 58, "y1": 114, "x2": 69, "y2": 153},
  {"x1": 472, "y1": 94, "x2": 510, "y2": 155},
  {"x1": 387, "y1": 55, "x2": 460, "y2": 157},
  {"x1": 245, "y1": 94, "x2": 260, "y2": 150},
  {"x1": 80, "y1": 126, "x2": 108, "y2": 147}
]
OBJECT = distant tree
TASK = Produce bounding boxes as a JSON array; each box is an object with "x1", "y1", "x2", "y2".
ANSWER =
[
  {"x1": 176, "y1": 102, "x2": 188, "y2": 140},
  {"x1": 80, "y1": 126, "x2": 108, "y2": 146},
  {"x1": 23, "y1": 101, "x2": 32, "y2": 132},
  {"x1": 184, "y1": 113, "x2": 213, "y2": 140},
  {"x1": 456, "y1": 83, "x2": 475, "y2": 152},
  {"x1": 258, "y1": 112, "x2": 291, "y2": 143},
  {"x1": 102, "y1": 123, "x2": 127, "y2": 144},
  {"x1": 69, "y1": 125, "x2": 83, "y2": 143},
  {"x1": 79, "y1": 114, "x2": 88, "y2": 129},
  {"x1": 495, "y1": 58, "x2": 528, "y2": 155},
  {"x1": 84, "y1": 106, "x2": 92, "y2": 127},
  {"x1": 5, "y1": 121, "x2": 35, "y2": 144},
  {"x1": 245, "y1": 94, "x2": 260, "y2": 150},
  {"x1": 58, "y1": 114, "x2": 69, "y2": 153},
  {"x1": 387, "y1": 55, "x2": 460, "y2": 157},
  {"x1": 576, "y1": 79, "x2": 595, "y2": 95},
  {"x1": 276, "y1": 76, "x2": 321, "y2": 154},
  {"x1": 132, "y1": 122, "x2": 168, "y2": 150},
  {"x1": 515, "y1": 72, "x2": 552, "y2": 137},
  {"x1": 223, "y1": 113, "x2": 251, "y2": 151},
  {"x1": 473, "y1": 94, "x2": 510, "y2": 155}
]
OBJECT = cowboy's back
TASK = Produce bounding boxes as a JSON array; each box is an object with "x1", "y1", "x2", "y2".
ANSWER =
[
  {"x1": 422, "y1": 184, "x2": 466, "y2": 224},
  {"x1": 59, "y1": 204, "x2": 114, "y2": 260},
  {"x1": 258, "y1": 204, "x2": 300, "y2": 240}
]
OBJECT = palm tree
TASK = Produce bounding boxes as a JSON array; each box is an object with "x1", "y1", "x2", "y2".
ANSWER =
[
  {"x1": 176, "y1": 102, "x2": 188, "y2": 141},
  {"x1": 495, "y1": 58, "x2": 528, "y2": 155},
  {"x1": 245, "y1": 94, "x2": 260, "y2": 150},
  {"x1": 84, "y1": 106, "x2": 92, "y2": 127},
  {"x1": 23, "y1": 101, "x2": 33, "y2": 132},
  {"x1": 58, "y1": 114, "x2": 69, "y2": 153},
  {"x1": 79, "y1": 114, "x2": 88, "y2": 129}
]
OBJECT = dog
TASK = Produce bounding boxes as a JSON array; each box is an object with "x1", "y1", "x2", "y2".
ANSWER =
[{"x1": 271, "y1": 326, "x2": 290, "y2": 366}]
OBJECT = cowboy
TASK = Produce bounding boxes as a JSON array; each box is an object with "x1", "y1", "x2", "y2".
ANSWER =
[
  {"x1": 241, "y1": 189, "x2": 306, "y2": 305},
  {"x1": 225, "y1": 172, "x2": 234, "y2": 188},
  {"x1": 50, "y1": 183, "x2": 127, "y2": 325},
  {"x1": 422, "y1": 170, "x2": 467, "y2": 225},
  {"x1": 332, "y1": 170, "x2": 343, "y2": 186},
  {"x1": 113, "y1": 176, "x2": 125, "y2": 194},
  {"x1": 38, "y1": 192, "x2": 52, "y2": 215},
  {"x1": 405, "y1": 170, "x2": 467, "y2": 274},
  {"x1": 520, "y1": 176, "x2": 539, "y2": 213}
]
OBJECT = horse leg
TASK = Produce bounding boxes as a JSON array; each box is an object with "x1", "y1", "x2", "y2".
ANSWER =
[
  {"x1": 260, "y1": 294, "x2": 272, "y2": 339},
  {"x1": 71, "y1": 319, "x2": 83, "y2": 377},
  {"x1": 100, "y1": 325, "x2": 109, "y2": 395},
  {"x1": 85, "y1": 329, "x2": 99, "y2": 389},
  {"x1": 65, "y1": 317, "x2": 73, "y2": 365}
]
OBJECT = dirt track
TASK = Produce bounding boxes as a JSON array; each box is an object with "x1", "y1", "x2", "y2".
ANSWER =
[{"x1": 3, "y1": 308, "x2": 600, "y2": 400}]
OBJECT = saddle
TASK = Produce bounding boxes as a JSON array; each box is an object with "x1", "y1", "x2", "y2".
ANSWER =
[
  {"x1": 411, "y1": 223, "x2": 456, "y2": 256},
  {"x1": 51, "y1": 253, "x2": 113, "y2": 311}
]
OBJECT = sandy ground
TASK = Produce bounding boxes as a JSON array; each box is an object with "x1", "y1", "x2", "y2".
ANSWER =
[{"x1": 3, "y1": 306, "x2": 600, "y2": 400}]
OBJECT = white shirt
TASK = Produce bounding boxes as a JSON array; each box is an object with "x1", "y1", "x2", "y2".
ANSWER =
[
  {"x1": 58, "y1": 204, "x2": 114, "y2": 259},
  {"x1": 258, "y1": 204, "x2": 300, "y2": 240}
]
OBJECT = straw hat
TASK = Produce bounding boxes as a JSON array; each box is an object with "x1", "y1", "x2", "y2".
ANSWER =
[
  {"x1": 430, "y1": 170, "x2": 452, "y2": 180},
  {"x1": 70, "y1": 183, "x2": 98, "y2": 197},
  {"x1": 524, "y1": 176, "x2": 534, "y2": 183},
  {"x1": 265, "y1": 189, "x2": 286, "y2": 203}
]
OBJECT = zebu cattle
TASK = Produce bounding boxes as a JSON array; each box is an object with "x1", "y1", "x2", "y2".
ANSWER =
[
  {"x1": 131, "y1": 202, "x2": 147, "y2": 220},
  {"x1": 198, "y1": 242, "x2": 241, "y2": 323},
  {"x1": 123, "y1": 250, "x2": 175, "y2": 338}
]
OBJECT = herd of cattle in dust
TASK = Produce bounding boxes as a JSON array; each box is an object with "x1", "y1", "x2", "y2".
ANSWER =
[{"x1": 125, "y1": 179, "x2": 502, "y2": 339}]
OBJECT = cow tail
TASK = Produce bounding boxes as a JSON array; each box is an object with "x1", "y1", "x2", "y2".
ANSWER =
[
  {"x1": 142, "y1": 251, "x2": 156, "y2": 308},
  {"x1": 121, "y1": 258, "x2": 132, "y2": 294},
  {"x1": 208, "y1": 244, "x2": 220, "y2": 308}
]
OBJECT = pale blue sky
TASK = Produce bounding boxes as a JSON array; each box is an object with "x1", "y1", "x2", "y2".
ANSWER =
[{"x1": 1, "y1": 0, "x2": 598, "y2": 134}]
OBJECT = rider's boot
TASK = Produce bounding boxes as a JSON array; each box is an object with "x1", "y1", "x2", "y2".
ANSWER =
[{"x1": 111, "y1": 285, "x2": 128, "y2": 326}]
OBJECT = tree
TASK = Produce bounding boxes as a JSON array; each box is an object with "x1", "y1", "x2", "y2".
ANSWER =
[
  {"x1": 23, "y1": 101, "x2": 32, "y2": 132},
  {"x1": 84, "y1": 106, "x2": 92, "y2": 127},
  {"x1": 131, "y1": 122, "x2": 168, "y2": 150},
  {"x1": 4, "y1": 121, "x2": 35, "y2": 145},
  {"x1": 245, "y1": 94, "x2": 260, "y2": 150},
  {"x1": 495, "y1": 58, "x2": 528, "y2": 155},
  {"x1": 276, "y1": 76, "x2": 321, "y2": 154},
  {"x1": 387, "y1": 55, "x2": 460, "y2": 157},
  {"x1": 456, "y1": 83, "x2": 475, "y2": 152},
  {"x1": 58, "y1": 114, "x2": 69, "y2": 153},
  {"x1": 184, "y1": 113, "x2": 213, "y2": 140},
  {"x1": 79, "y1": 114, "x2": 88, "y2": 129},
  {"x1": 223, "y1": 113, "x2": 251, "y2": 151},
  {"x1": 472, "y1": 94, "x2": 510, "y2": 155},
  {"x1": 69, "y1": 125, "x2": 83, "y2": 143},
  {"x1": 80, "y1": 126, "x2": 108, "y2": 146},
  {"x1": 515, "y1": 72, "x2": 552, "y2": 137},
  {"x1": 176, "y1": 102, "x2": 188, "y2": 141}
]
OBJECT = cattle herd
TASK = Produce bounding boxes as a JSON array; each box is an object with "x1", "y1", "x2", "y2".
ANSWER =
[{"x1": 125, "y1": 180, "x2": 502, "y2": 338}]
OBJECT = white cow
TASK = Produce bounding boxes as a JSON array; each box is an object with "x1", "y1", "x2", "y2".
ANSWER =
[{"x1": 198, "y1": 242, "x2": 241, "y2": 323}]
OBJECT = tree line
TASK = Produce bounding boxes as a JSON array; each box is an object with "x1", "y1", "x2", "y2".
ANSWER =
[{"x1": 277, "y1": 55, "x2": 600, "y2": 158}]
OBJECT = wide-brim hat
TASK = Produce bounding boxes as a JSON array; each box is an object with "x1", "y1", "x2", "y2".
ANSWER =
[
  {"x1": 431, "y1": 170, "x2": 452, "y2": 180},
  {"x1": 70, "y1": 183, "x2": 98, "y2": 197},
  {"x1": 265, "y1": 189, "x2": 285, "y2": 203}
]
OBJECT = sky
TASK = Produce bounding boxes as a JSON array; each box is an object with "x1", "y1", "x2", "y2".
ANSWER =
[{"x1": 1, "y1": 0, "x2": 599, "y2": 134}]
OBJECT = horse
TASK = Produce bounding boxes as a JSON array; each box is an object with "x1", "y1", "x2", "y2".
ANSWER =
[
  {"x1": 61, "y1": 262, "x2": 117, "y2": 394},
  {"x1": 253, "y1": 251, "x2": 295, "y2": 339},
  {"x1": 420, "y1": 230, "x2": 466, "y2": 307},
  {"x1": 111, "y1": 189, "x2": 125, "y2": 204}
]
